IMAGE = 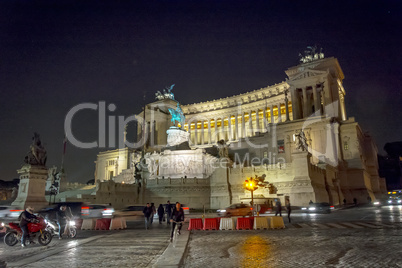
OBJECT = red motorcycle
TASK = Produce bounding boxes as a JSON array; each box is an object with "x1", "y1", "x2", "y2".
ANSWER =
[{"x1": 4, "y1": 217, "x2": 52, "y2": 247}]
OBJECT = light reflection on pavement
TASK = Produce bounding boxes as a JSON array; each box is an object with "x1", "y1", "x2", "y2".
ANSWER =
[{"x1": 240, "y1": 236, "x2": 271, "y2": 268}]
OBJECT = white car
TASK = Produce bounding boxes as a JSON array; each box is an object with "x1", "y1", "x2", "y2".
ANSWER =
[
  {"x1": 0, "y1": 206, "x2": 22, "y2": 219},
  {"x1": 81, "y1": 204, "x2": 114, "y2": 218}
]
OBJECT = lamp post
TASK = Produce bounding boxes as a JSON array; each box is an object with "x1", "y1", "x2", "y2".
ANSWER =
[
  {"x1": 244, "y1": 178, "x2": 258, "y2": 215},
  {"x1": 244, "y1": 175, "x2": 270, "y2": 216}
]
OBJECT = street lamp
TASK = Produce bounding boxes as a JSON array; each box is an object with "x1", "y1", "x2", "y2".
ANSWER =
[
  {"x1": 244, "y1": 178, "x2": 259, "y2": 215},
  {"x1": 244, "y1": 175, "x2": 270, "y2": 216}
]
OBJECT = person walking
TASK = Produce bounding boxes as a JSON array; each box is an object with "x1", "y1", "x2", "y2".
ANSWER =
[
  {"x1": 143, "y1": 203, "x2": 153, "y2": 230},
  {"x1": 19, "y1": 206, "x2": 39, "y2": 247},
  {"x1": 150, "y1": 203, "x2": 156, "y2": 224},
  {"x1": 285, "y1": 199, "x2": 291, "y2": 223},
  {"x1": 157, "y1": 204, "x2": 164, "y2": 224},
  {"x1": 275, "y1": 199, "x2": 282, "y2": 217},
  {"x1": 165, "y1": 200, "x2": 173, "y2": 225},
  {"x1": 353, "y1": 197, "x2": 357, "y2": 207},
  {"x1": 170, "y1": 202, "x2": 185, "y2": 242}
]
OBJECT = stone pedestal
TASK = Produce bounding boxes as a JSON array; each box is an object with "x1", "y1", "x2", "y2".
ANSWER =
[
  {"x1": 166, "y1": 127, "x2": 190, "y2": 147},
  {"x1": 12, "y1": 165, "x2": 48, "y2": 210},
  {"x1": 291, "y1": 151, "x2": 310, "y2": 180}
]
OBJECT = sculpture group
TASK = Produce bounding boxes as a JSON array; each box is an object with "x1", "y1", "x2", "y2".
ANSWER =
[{"x1": 24, "y1": 132, "x2": 47, "y2": 166}]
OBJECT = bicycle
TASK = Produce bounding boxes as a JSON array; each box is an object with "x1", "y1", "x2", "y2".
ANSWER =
[{"x1": 170, "y1": 220, "x2": 182, "y2": 248}]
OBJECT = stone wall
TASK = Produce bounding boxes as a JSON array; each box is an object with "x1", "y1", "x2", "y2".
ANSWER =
[
  {"x1": 96, "y1": 180, "x2": 139, "y2": 209},
  {"x1": 145, "y1": 177, "x2": 210, "y2": 209}
]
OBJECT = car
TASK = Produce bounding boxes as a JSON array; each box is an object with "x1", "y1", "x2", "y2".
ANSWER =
[
  {"x1": 37, "y1": 202, "x2": 87, "y2": 221},
  {"x1": 217, "y1": 203, "x2": 253, "y2": 217},
  {"x1": 0, "y1": 206, "x2": 22, "y2": 220},
  {"x1": 382, "y1": 198, "x2": 402, "y2": 206},
  {"x1": 302, "y1": 202, "x2": 333, "y2": 213},
  {"x1": 113, "y1": 205, "x2": 145, "y2": 218},
  {"x1": 374, "y1": 198, "x2": 402, "y2": 206},
  {"x1": 81, "y1": 204, "x2": 115, "y2": 218}
]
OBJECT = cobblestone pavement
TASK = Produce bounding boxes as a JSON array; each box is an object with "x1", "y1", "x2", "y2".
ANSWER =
[
  {"x1": 0, "y1": 221, "x2": 172, "y2": 268},
  {"x1": 183, "y1": 227, "x2": 402, "y2": 268}
]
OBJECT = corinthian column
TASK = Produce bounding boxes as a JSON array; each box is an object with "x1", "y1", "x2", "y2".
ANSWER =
[
  {"x1": 284, "y1": 89, "x2": 290, "y2": 121},
  {"x1": 241, "y1": 113, "x2": 246, "y2": 138},
  {"x1": 228, "y1": 116, "x2": 232, "y2": 141},
  {"x1": 302, "y1": 87, "x2": 308, "y2": 118},
  {"x1": 255, "y1": 110, "x2": 260, "y2": 132},
  {"x1": 194, "y1": 121, "x2": 198, "y2": 145},
  {"x1": 214, "y1": 118, "x2": 218, "y2": 143},
  {"x1": 270, "y1": 105, "x2": 274, "y2": 124},
  {"x1": 201, "y1": 120, "x2": 204, "y2": 144},
  {"x1": 278, "y1": 104, "x2": 282, "y2": 123},
  {"x1": 235, "y1": 114, "x2": 239, "y2": 140},
  {"x1": 208, "y1": 119, "x2": 212, "y2": 144},
  {"x1": 249, "y1": 110, "x2": 253, "y2": 137},
  {"x1": 263, "y1": 106, "x2": 267, "y2": 131},
  {"x1": 221, "y1": 118, "x2": 225, "y2": 141}
]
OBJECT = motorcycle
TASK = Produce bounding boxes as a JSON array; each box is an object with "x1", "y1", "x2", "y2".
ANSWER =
[
  {"x1": 0, "y1": 222, "x2": 8, "y2": 236},
  {"x1": 4, "y1": 217, "x2": 52, "y2": 246},
  {"x1": 45, "y1": 218, "x2": 77, "y2": 238}
]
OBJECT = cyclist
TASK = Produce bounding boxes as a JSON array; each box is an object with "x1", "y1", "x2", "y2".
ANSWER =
[{"x1": 170, "y1": 202, "x2": 184, "y2": 242}]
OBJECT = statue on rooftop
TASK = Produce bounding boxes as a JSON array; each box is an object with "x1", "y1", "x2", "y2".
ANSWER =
[
  {"x1": 299, "y1": 45, "x2": 324, "y2": 63},
  {"x1": 155, "y1": 84, "x2": 175, "y2": 100}
]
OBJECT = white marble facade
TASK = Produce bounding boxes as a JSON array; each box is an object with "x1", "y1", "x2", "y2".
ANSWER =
[{"x1": 94, "y1": 55, "x2": 385, "y2": 208}]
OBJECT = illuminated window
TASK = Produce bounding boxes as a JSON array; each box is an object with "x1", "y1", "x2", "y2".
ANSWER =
[{"x1": 344, "y1": 142, "x2": 349, "y2": 150}]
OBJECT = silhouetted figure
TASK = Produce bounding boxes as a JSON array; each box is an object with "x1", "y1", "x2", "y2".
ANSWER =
[
  {"x1": 275, "y1": 199, "x2": 282, "y2": 217},
  {"x1": 309, "y1": 200, "x2": 313, "y2": 205},
  {"x1": 165, "y1": 201, "x2": 173, "y2": 225},
  {"x1": 157, "y1": 204, "x2": 164, "y2": 224},
  {"x1": 285, "y1": 199, "x2": 291, "y2": 223},
  {"x1": 343, "y1": 199, "x2": 347, "y2": 206},
  {"x1": 143, "y1": 203, "x2": 153, "y2": 230},
  {"x1": 353, "y1": 197, "x2": 357, "y2": 206}
]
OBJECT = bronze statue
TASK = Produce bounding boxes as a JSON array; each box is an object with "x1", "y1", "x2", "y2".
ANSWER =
[{"x1": 24, "y1": 132, "x2": 47, "y2": 165}]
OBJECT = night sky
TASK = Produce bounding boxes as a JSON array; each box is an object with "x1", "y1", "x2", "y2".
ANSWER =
[{"x1": 0, "y1": 0, "x2": 401, "y2": 183}]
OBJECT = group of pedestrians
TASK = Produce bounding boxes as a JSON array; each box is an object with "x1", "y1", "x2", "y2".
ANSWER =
[
  {"x1": 143, "y1": 200, "x2": 184, "y2": 242},
  {"x1": 274, "y1": 198, "x2": 292, "y2": 223}
]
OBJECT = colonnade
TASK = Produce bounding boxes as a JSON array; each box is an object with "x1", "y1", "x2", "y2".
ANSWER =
[
  {"x1": 292, "y1": 85, "x2": 325, "y2": 120},
  {"x1": 185, "y1": 102, "x2": 292, "y2": 145}
]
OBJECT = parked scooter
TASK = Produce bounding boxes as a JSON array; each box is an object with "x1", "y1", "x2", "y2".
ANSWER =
[
  {"x1": 46, "y1": 218, "x2": 77, "y2": 238},
  {"x1": 4, "y1": 217, "x2": 52, "y2": 246}
]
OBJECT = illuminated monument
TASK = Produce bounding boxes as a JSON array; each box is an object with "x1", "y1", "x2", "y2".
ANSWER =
[
  {"x1": 12, "y1": 133, "x2": 49, "y2": 209},
  {"x1": 95, "y1": 47, "x2": 386, "y2": 208}
]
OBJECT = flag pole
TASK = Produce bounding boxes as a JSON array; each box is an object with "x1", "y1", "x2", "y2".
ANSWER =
[{"x1": 61, "y1": 134, "x2": 67, "y2": 173}]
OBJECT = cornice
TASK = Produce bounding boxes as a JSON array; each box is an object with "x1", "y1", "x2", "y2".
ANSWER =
[{"x1": 182, "y1": 81, "x2": 289, "y2": 115}]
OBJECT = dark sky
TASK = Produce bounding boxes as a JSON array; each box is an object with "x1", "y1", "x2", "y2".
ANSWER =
[{"x1": 0, "y1": 0, "x2": 401, "y2": 183}]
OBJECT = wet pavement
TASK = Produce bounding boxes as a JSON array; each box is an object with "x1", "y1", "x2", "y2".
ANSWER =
[
  {"x1": 0, "y1": 221, "x2": 172, "y2": 268},
  {"x1": 0, "y1": 206, "x2": 401, "y2": 267},
  {"x1": 183, "y1": 206, "x2": 402, "y2": 268}
]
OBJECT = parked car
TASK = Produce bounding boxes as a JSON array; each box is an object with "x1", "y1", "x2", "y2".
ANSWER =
[
  {"x1": 0, "y1": 206, "x2": 22, "y2": 220},
  {"x1": 217, "y1": 203, "x2": 253, "y2": 217},
  {"x1": 301, "y1": 202, "x2": 333, "y2": 213},
  {"x1": 81, "y1": 204, "x2": 114, "y2": 218}
]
